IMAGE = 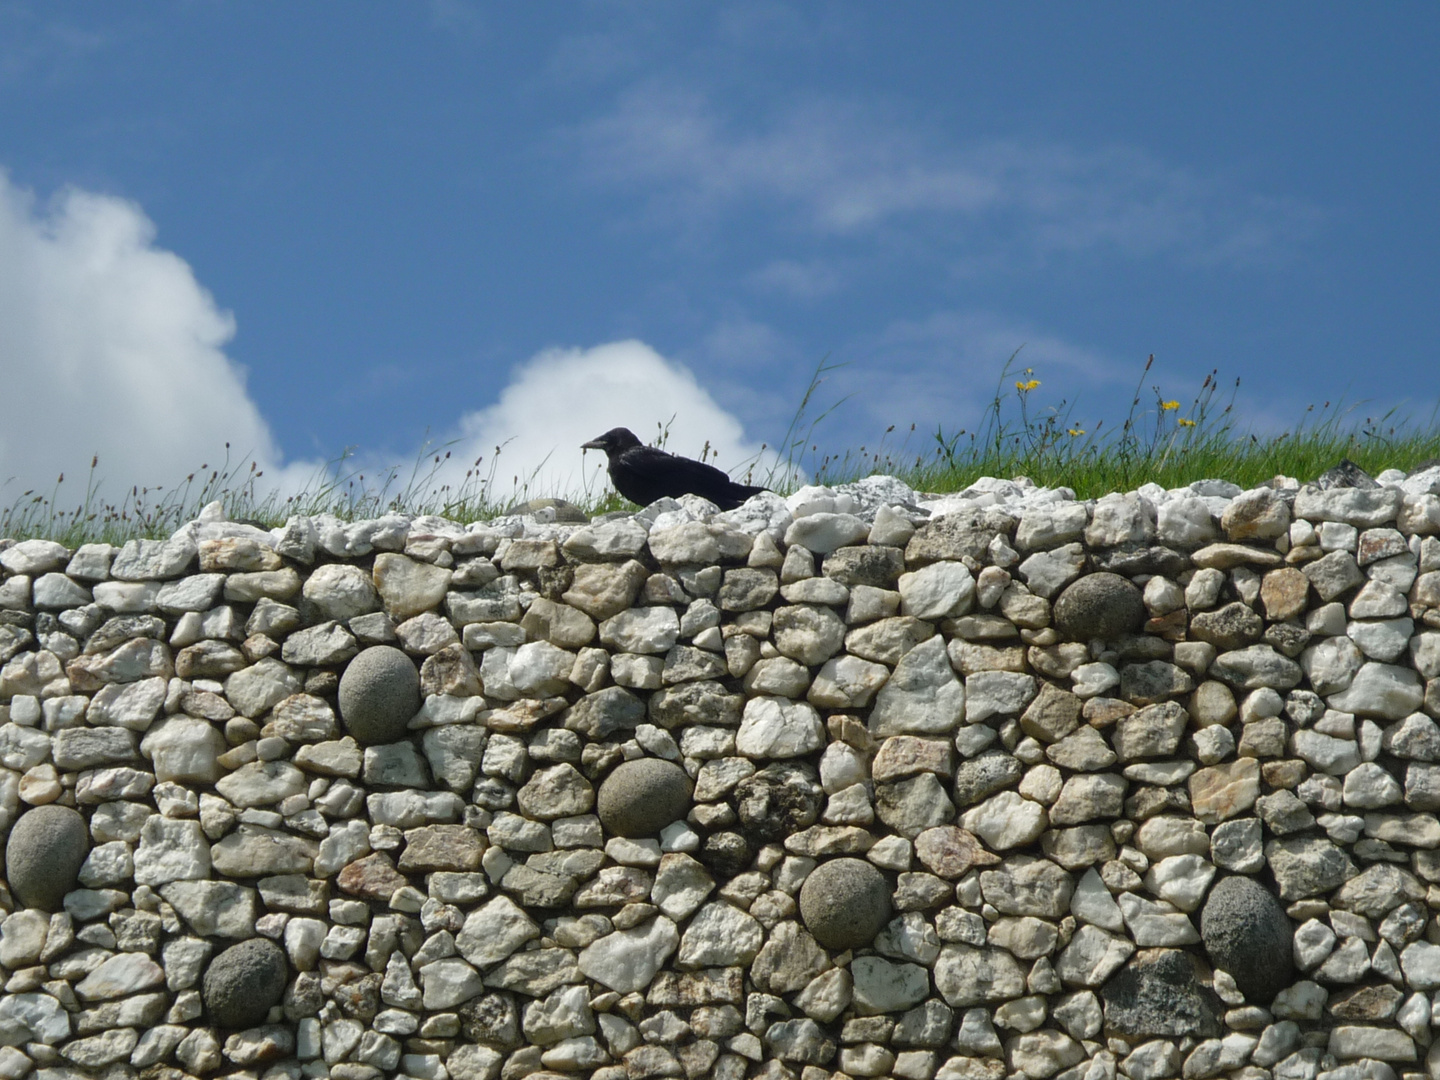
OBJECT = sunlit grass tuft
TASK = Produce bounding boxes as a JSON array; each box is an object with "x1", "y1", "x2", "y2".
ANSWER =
[{"x1": 792, "y1": 350, "x2": 1440, "y2": 499}]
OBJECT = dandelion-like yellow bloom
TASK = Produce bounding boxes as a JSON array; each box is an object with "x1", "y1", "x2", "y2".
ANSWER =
[
  {"x1": 1161, "y1": 400, "x2": 1180, "y2": 411},
  {"x1": 1015, "y1": 379, "x2": 1040, "y2": 391},
  {"x1": 1067, "y1": 428, "x2": 1085, "y2": 436},
  {"x1": 1177, "y1": 418, "x2": 1197, "y2": 427}
]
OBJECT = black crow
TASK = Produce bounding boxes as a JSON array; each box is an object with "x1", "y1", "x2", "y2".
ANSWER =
[{"x1": 582, "y1": 427, "x2": 768, "y2": 510}]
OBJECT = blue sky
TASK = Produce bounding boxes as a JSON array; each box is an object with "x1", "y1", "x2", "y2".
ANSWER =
[{"x1": 1, "y1": 3, "x2": 1437, "y2": 502}]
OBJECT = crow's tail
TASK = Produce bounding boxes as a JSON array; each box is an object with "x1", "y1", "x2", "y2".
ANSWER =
[{"x1": 714, "y1": 482, "x2": 770, "y2": 511}]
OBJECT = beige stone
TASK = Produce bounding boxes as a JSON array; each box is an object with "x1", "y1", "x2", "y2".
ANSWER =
[
  {"x1": 198, "y1": 538, "x2": 282, "y2": 573},
  {"x1": 1189, "y1": 758, "x2": 1261, "y2": 823},
  {"x1": 914, "y1": 826, "x2": 999, "y2": 879},
  {"x1": 1261, "y1": 567, "x2": 1311, "y2": 621},
  {"x1": 1190, "y1": 680, "x2": 1237, "y2": 726}
]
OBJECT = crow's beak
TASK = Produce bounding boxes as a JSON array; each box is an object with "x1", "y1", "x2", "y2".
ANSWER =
[{"x1": 581, "y1": 437, "x2": 606, "y2": 450}]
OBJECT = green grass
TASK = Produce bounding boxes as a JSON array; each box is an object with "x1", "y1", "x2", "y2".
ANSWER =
[
  {"x1": 0, "y1": 444, "x2": 569, "y2": 549},
  {"x1": 5, "y1": 353, "x2": 1439, "y2": 545},
  {"x1": 798, "y1": 351, "x2": 1440, "y2": 499}
]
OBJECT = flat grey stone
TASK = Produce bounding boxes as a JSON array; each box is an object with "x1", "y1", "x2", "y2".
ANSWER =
[{"x1": 1265, "y1": 837, "x2": 1357, "y2": 900}]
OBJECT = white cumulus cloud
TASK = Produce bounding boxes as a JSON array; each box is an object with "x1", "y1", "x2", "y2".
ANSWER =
[
  {"x1": 446, "y1": 339, "x2": 774, "y2": 503},
  {"x1": 0, "y1": 172, "x2": 769, "y2": 517},
  {"x1": 0, "y1": 172, "x2": 290, "y2": 500}
]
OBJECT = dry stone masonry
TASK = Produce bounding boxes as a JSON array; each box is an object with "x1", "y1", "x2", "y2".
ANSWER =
[{"x1": 6, "y1": 464, "x2": 1440, "y2": 1080}]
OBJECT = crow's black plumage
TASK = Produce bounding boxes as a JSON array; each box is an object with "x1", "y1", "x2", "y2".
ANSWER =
[{"x1": 582, "y1": 427, "x2": 768, "y2": 511}]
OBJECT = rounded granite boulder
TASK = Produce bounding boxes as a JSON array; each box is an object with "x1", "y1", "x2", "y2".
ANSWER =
[
  {"x1": 5, "y1": 804, "x2": 89, "y2": 912},
  {"x1": 596, "y1": 758, "x2": 693, "y2": 838},
  {"x1": 799, "y1": 857, "x2": 892, "y2": 950},
  {"x1": 1053, "y1": 572, "x2": 1146, "y2": 642},
  {"x1": 338, "y1": 645, "x2": 421, "y2": 744},
  {"x1": 1200, "y1": 875, "x2": 1294, "y2": 1003},
  {"x1": 203, "y1": 938, "x2": 290, "y2": 1029}
]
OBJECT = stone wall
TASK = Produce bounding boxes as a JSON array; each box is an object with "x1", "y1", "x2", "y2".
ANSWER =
[{"x1": 4, "y1": 468, "x2": 1440, "y2": 1080}]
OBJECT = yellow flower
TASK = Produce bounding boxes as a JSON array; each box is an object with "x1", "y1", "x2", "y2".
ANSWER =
[
  {"x1": 1161, "y1": 400, "x2": 1180, "y2": 411},
  {"x1": 1015, "y1": 379, "x2": 1040, "y2": 392},
  {"x1": 1177, "y1": 417, "x2": 1197, "y2": 427},
  {"x1": 1067, "y1": 428, "x2": 1086, "y2": 437}
]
